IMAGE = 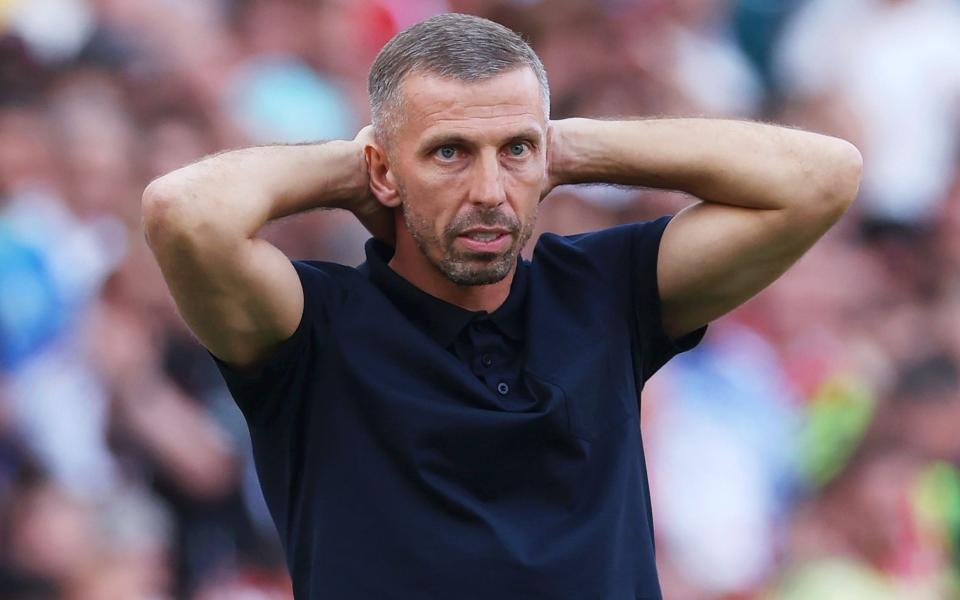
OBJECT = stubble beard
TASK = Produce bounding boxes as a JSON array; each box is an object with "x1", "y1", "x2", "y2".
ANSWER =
[{"x1": 399, "y1": 188, "x2": 537, "y2": 286}]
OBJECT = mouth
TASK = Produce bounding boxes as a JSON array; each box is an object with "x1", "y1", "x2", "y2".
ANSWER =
[{"x1": 456, "y1": 229, "x2": 512, "y2": 253}]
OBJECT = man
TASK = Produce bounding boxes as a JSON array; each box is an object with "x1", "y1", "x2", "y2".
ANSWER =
[{"x1": 142, "y1": 13, "x2": 861, "y2": 600}]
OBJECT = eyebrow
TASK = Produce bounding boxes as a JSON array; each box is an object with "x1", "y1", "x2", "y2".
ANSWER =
[{"x1": 417, "y1": 128, "x2": 544, "y2": 154}]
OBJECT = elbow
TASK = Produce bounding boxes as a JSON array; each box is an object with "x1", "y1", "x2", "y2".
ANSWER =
[
  {"x1": 141, "y1": 178, "x2": 182, "y2": 249},
  {"x1": 828, "y1": 139, "x2": 863, "y2": 209},
  {"x1": 141, "y1": 177, "x2": 207, "y2": 251},
  {"x1": 810, "y1": 138, "x2": 863, "y2": 222}
]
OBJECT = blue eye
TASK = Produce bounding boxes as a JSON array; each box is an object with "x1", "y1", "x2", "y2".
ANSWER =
[
  {"x1": 508, "y1": 143, "x2": 527, "y2": 156},
  {"x1": 437, "y1": 146, "x2": 456, "y2": 160}
]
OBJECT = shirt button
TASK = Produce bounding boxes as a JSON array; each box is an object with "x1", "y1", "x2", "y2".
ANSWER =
[
  {"x1": 481, "y1": 354, "x2": 494, "y2": 367},
  {"x1": 497, "y1": 382, "x2": 510, "y2": 395}
]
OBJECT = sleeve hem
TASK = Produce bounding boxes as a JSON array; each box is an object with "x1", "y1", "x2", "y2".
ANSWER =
[
  {"x1": 633, "y1": 215, "x2": 709, "y2": 378},
  {"x1": 640, "y1": 214, "x2": 709, "y2": 353},
  {"x1": 206, "y1": 261, "x2": 314, "y2": 391},
  {"x1": 206, "y1": 303, "x2": 311, "y2": 390},
  {"x1": 661, "y1": 323, "x2": 708, "y2": 354}
]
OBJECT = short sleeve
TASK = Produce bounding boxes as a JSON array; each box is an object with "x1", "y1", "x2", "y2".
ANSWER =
[
  {"x1": 559, "y1": 216, "x2": 707, "y2": 382},
  {"x1": 206, "y1": 259, "x2": 342, "y2": 426},
  {"x1": 631, "y1": 215, "x2": 707, "y2": 379}
]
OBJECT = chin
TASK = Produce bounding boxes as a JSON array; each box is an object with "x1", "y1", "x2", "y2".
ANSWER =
[
  {"x1": 439, "y1": 253, "x2": 516, "y2": 286},
  {"x1": 445, "y1": 269, "x2": 511, "y2": 287}
]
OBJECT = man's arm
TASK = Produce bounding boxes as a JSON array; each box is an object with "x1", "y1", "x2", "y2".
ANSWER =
[
  {"x1": 547, "y1": 117, "x2": 863, "y2": 340},
  {"x1": 141, "y1": 129, "x2": 391, "y2": 371}
]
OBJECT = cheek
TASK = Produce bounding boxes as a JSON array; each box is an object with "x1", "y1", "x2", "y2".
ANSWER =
[
  {"x1": 510, "y1": 156, "x2": 547, "y2": 185},
  {"x1": 411, "y1": 172, "x2": 468, "y2": 215},
  {"x1": 421, "y1": 171, "x2": 469, "y2": 201},
  {"x1": 403, "y1": 189, "x2": 458, "y2": 239},
  {"x1": 505, "y1": 166, "x2": 546, "y2": 204}
]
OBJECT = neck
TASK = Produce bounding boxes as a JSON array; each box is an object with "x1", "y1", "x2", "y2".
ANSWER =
[{"x1": 388, "y1": 231, "x2": 514, "y2": 313}]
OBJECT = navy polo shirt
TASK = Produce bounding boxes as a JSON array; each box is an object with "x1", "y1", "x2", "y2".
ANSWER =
[{"x1": 209, "y1": 215, "x2": 706, "y2": 600}]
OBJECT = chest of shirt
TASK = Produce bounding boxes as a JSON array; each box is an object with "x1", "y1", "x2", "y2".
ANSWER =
[{"x1": 319, "y1": 277, "x2": 642, "y2": 452}]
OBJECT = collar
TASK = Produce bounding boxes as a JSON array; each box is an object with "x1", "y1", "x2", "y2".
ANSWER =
[{"x1": 359, "y1": 237, "x2": 528, "y2": 348}]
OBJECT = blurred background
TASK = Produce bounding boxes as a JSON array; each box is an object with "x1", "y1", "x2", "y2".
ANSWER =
[{"x1": 1, "y1": 0, "x2": 959, "y2": 598}]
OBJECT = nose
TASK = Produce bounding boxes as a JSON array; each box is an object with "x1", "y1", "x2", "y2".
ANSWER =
[{"x1": 469, "y1": 150, "x2": 506, "y2": 207}]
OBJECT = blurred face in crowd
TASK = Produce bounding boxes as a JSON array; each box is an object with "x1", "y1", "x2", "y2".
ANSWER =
[
  {"x1": 372, "y1": 67, "x2": 548, "y2": 286},
  {"x1": 9, "y1": 484, "x2": 98, "y2": 580}
]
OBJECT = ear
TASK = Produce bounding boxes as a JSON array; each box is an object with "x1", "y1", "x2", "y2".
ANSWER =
[
  {"x1": 365, "y1": 142, "x2": 403, "y2": 208},
  {"x1": 540, "y1": 120, "x2": 559, "y2": 203}
]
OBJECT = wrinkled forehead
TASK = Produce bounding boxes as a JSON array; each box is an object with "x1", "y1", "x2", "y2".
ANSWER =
[{"x1": 398, "y1": 67, "x2": 547, "y2": 144}]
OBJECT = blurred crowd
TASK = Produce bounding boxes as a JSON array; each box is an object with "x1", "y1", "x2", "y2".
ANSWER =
[{"x1": 1, "y1": 0, "x2": 960, "y2": 598}]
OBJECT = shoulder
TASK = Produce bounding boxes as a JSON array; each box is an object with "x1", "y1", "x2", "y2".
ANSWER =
[
  {"x1": 530, "y1": 216, "x2": 673, "y2": 278},
  {"x1": 534, "y1": 216, "x2": 672, "y2": 254},
  {"x1": 288, "y1": 259, "x2": 371, "y2": 317},
  {"x1": 291, "y1": 259, "x2": 360, "y2": 281},
  {"x1": 291, "y1": 259, "x2": 365, "y2": 290}
]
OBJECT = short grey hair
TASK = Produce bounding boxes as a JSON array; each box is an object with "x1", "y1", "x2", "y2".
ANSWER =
[{"x1": 368, "y1": 13, "x2": 550, "y2": 145}]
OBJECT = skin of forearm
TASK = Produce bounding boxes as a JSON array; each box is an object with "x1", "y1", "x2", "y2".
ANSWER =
[
  {"x1": 142, "y1": 140, "x2": 368, "y2": 239},
  {"x1": 548, "y1": 117, "x2": 862, "y2": 213}
]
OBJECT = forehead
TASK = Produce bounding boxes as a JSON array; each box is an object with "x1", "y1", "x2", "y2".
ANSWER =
[{"x1": 398, "y1": 67, "x2": 546, "y2": 142}]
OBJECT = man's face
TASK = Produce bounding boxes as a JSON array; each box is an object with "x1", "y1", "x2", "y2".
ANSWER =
[{"x1": 386, "y1": 67, "x2": 548, "y2": 286}]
